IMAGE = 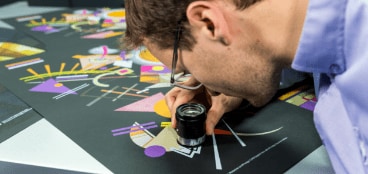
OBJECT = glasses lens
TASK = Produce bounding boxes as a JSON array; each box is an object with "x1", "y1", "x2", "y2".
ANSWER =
[{"x1": 173, "y1": 73, "x2": 203, "y2": 90}]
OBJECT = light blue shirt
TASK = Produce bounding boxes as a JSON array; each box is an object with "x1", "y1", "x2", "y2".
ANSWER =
[{"x1": 292, "y1": 0, "x2": 368, "y2": 173}]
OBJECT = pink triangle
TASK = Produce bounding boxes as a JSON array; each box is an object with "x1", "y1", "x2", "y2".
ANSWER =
[
  {"x1": 115, "y1": 92, "x2": 164, "y2": 112},
  {"x1": 30, "y1": 78, "x2": 77, "y2": 94}
]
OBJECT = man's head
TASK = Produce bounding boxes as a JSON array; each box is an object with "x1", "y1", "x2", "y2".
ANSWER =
[
  {"x1": 123, "y1": 0, "x2": 261, "y2": 51},
  {"x1": 122, "y1": 0, "x2": 307, "y2": 106}
]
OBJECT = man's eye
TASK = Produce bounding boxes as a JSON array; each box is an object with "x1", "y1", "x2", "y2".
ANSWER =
[{"x1": 183, "y1": 70, "x2": 190, "y2": 75}]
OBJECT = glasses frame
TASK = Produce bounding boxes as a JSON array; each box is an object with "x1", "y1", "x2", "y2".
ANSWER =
[{"x1": 170, "y1": 23, "x2": 203, "y2": 90}]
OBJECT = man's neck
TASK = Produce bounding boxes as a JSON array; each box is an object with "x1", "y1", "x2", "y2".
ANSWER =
[{"x1": 284, "y1": 0, "x2": 309, "y2": 62}]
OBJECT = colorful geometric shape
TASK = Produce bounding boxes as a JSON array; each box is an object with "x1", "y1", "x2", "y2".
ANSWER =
[
  {"x1": 0, "y1": 42, "x2": 45, "y2": 61},
  {"x1": 29, "y1": 78, "x2": 77, "y2": 94},
  {"x1": 139, "y1": 76, "x2": 161, "y2": 84},
  {"x1": 31, "y1": 25, "x2": 57, "y2": 32},
  {"x1": 144, "y1": 145, "x2": 166, "y2": 158},
  {"x1": 300, "y1": 101, "x2": 316, "y2": 111},
  {"x1": 72, "y1": 54, "x2": 122, "y2": 70},
  {"x1": 115, "y1": 93, "x2": 165, "y2": 112},
  {"x1": 82, "y1": 31, "x2": 123, "y2": 39},
  {"x1": 130, "y1": 46, "x2": 163, "y2": 66},
  {"x1": 144, "y1": 126, "x2": 180, "y2": 151},
  {"x1": 141, "y1": 65, "x2": 170, "y2": 74},
  {"x1": 140, "y1": 65, "x2": 170, "y2": 84},
  {"x1": 154, "y1": 99, "x2": 171, "y2": 118},
  {"x1": 101, "y1": 9, "x2": 126, "y2": 21},
  {"x1": 139, "y1": 48, "x2": 159, "y2": 62},
  {"x1": 130, "y1": 123, "x2": 154, "y2": 147}
]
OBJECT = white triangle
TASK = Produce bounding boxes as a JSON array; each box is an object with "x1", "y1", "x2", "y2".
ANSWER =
[{"x1": 0, "y1": 119, "x2": 113, "y2": 174}]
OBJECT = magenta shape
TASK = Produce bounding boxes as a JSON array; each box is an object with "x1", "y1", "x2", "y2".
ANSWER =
[
  {"x1": 120, "y1": 51, "x2": 126, "y2": 60},
  {"x1": 144, "y1": 145, "x2": 166, "y2": 158},
  {"x1": 140, "y1": 65, "x2": 170, "y2": 74},
  {"x1": 31, "y1": 25, "x2": 54, "y2": 32},
  {"x1": 300, "y1": 101, "x2": 316, "y2": 111},
  {"x1": 115, "y1": 93, "x2": 164, "y2": 112},
  {"x1": 104, "y1": 19, "x2": 113, "y2": 23},
  {"x1": 30, "y1": 78, "x2": 77, "y2": 94}
]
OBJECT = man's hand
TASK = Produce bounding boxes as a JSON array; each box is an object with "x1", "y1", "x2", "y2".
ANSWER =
[
  {"x1": 165, "y1": 85, "x2": 243, "y2": 135},
  {"x1": 165, "y1": 86, "x2": 205, "y2": 128},
  {"x1": 205, "y1": 93, "x2": 243, "y2": 135}
]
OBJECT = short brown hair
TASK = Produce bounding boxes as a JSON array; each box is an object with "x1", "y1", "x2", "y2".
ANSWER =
[{"x1": 121, "y1": 0, "x2": 261, "y2": 51}]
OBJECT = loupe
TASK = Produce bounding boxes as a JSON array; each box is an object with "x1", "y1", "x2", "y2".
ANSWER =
[{"x1": 175, "y1": 103, "x2": 207, "y2": 147}]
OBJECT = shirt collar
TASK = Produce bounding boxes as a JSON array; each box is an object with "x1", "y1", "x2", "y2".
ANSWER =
[{"x1": 292, "y1": 0, "x2": 347, "y2": 75}]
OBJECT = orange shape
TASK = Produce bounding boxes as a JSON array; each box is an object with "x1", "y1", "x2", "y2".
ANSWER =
[
  {"x1": 214, "y1": 129, "x2": 232, "y2": 135},
  {"x1": 139, "y1": 49, "x2": 160, "y2": 62},
  {"x1": 108, "y1": 11, "x2": 125, "y2": 18},
  {"x1": 154, "y1": 99, "x2": 171, "y2": 118},
  {"x1": 152, "y1": 66, "x2": 164, "y2": 71},
  {"x1": 54, "y1": 83, "x2": 63, "y2": 87},
  {"x1": 140, "y1": 76, "x2": 160, "y2": 84}
]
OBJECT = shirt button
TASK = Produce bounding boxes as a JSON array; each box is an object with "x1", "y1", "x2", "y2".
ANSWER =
[
  {"x1": 360, "y1": 141, "x2": 368, "y2": 165},
  {"x1": 329, "y1": 64, "x2": 342, "y2": 74}
]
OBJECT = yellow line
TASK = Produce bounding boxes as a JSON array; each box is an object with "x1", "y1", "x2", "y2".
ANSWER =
[
  {"x1": 21, "y1": 69, "x2": 117, "y2": 82},
  {"x1": 5, "y1": 58, "x2": 41, "y2": 68},
  {"x1": 26, "y1": 68, "x2": 43, "y2": 80},
  {"x1": 101, "y1": 89, "x2": 148, "y2": 98},
  {"x1": 70, "y1": 63, "x2": 80, "y2": 72},
  {"x1": 30, "y1": 20, "x2": 38, "y2": 25},
  {"x1": 106, "y1": 66, "x2": 120, "y2": 71},
  {"x1": 59, "y1": 62, "x2": 66, "y2": 75},
  {"x1": 160, "y1": 122, "x2": 171, "y2": 127},
  {"x1": 44, "y1": 64, "x2": 51, "y2": 77}
]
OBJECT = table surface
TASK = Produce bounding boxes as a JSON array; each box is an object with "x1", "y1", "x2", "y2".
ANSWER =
[{"x1": 0, "y1": 1, "x2": 334, "y2": 173}]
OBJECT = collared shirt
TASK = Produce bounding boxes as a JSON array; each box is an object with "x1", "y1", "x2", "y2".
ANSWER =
[{"x1": 292, "y1": 0, "x2": 368, "y2": 173}]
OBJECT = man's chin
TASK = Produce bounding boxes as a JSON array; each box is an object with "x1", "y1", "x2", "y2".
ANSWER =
[{"x1": 248, "y1": 96, "x2": 273, "y2": 107}]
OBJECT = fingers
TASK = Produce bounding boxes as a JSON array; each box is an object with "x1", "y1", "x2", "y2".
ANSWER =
[
  {"x1": 165, "y1": 89, "x2": 179, "y2": 127},
  {"x1": 165, "y1": 87, "x2": 198, "y2": 128},
  {"x1": 205, "y1": 94, "x2": 226, "y2": 135},
  {"x1": 205, "y1": 108, "x2": 224, "y2": 135},
  {"x1": 164, "y1": 84, "x2": 243, "y2": 136},
  {"x1": 204, "y1": 94, "x2": 243, "y2": 135}
]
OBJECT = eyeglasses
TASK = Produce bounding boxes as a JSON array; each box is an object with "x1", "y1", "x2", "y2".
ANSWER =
[{"x1": 170, "y1": 24, "x2": 203, "y2": 90}]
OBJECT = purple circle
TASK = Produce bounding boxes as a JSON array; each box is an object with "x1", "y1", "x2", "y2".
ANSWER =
[{"x1": 144, "y1": 145, "x2": 166, "y2": 158}]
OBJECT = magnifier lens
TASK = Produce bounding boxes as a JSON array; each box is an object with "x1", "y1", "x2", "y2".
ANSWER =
[{"x1": 175, "y1": 103, "x2": 206, "y2": 147}]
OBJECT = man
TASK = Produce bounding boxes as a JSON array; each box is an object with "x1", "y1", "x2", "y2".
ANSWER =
[{"x1": 122, "y1": 0, "x2": 368, "y2": 173}]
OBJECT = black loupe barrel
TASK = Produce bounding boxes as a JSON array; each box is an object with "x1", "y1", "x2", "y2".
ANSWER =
[{"x1": 175, "y1": 103, "x2": 206, "y2": 147}]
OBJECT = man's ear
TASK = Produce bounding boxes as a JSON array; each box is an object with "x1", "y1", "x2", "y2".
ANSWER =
[{"x1": 186, "y1": 1, "x2": 231, "y2": 45}]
